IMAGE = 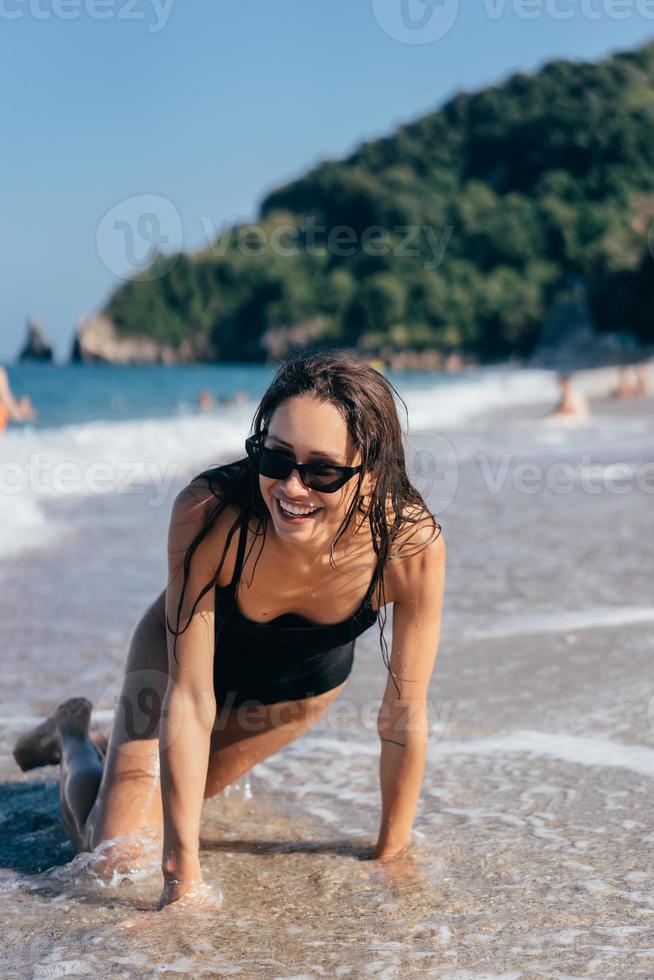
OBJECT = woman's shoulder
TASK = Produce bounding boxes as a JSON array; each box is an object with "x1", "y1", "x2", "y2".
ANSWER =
[
  {"x1": 168, "y1": 460, "x2": 247, "y2": 577},
  {"x1": 380, "y1": 499, "x2": 444, "y2": 605},
  {"x1": 385, "y1": 497, "x2": 443, "y2": 556}
]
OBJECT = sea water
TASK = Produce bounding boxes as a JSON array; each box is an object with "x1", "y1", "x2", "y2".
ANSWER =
[{"x1": 1, "y1": 361, "x2": 653, "y2": 977}]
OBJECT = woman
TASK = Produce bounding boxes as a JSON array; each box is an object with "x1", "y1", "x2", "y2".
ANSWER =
[{"x1": 13, "y1": 350, "x2": 446, "y2": 910}]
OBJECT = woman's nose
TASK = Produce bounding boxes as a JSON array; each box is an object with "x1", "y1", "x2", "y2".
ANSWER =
[{"x1": 280, "y1": 468, "x2": 307, "y2": 496}]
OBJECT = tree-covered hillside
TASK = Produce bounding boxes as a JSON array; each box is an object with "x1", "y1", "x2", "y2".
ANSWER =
[{"x1": 104, "y1": 40, "x2": 654, "y2": 363}]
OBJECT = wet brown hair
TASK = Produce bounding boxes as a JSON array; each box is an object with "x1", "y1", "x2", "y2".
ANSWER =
[{"x1": 167, "y1": 348, "x2": 442, "y2": 697}]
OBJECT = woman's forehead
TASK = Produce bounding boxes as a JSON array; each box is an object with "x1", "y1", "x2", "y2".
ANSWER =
[
  {"x1": 268, "y1": 396, "x2": 349, "y2": 434},
  {"x1": 268, "y1": 396, "x2": 351, "y2": 451}
]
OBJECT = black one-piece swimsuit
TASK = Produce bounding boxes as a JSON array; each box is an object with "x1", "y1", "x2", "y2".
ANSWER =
[{"x1": 213, "y1": 503, "x2": 380, "y2": 709}]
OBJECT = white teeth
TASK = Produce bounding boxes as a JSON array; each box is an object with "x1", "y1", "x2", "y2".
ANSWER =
[{"x1": 279, "y1": 499, "x2": 318, "y2": 516}]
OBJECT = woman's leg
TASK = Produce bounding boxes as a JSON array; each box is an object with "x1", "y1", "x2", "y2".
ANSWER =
[
  {"x1": 14, "y1": 697, "x2": 107, "y2": 850},
  {"x1": 12, "y1": 590, "x2": 170, "y2": 853},
  {"x1": 56, "y1": 698, "x2": 105, "y2": 850},
  {"x1": 82, "y1": 590, "x2": 171, "y2": 851},
  {"x1": 203, "y1": 682, "x2": 346, "y2": 798},
  {"x1": 14, "y1": 585, "x2": 347, "y2": 855},
  {"x1": 13, "y1": 717, "x2": 107, "y2": 772}
]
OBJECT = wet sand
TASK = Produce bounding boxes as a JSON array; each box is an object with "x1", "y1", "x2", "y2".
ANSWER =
[{"x1": 1, "y1": 380, "x2": 653, "y2": 977}]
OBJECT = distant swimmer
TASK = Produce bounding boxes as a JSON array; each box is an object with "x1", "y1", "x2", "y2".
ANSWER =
[
  {"x1": 0, "y1": 366, "x2": 36, "y2": 432},
  {"x1": 547, "y1": 372, "x2": 590, "y2": 420},
  {"x1": 610, "y1": 365, "x2": 638, "y2": 400},
  {"x1": 216, "y1": 389, "x2": 248, "y2": 406},
  {"x1": 198, "y1": 387, "x2": 214, "y2": 412}
]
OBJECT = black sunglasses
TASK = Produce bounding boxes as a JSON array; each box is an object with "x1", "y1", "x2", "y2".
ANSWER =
[{"x1": 245, "y1": 435, "x2": 363, "y2": 493}]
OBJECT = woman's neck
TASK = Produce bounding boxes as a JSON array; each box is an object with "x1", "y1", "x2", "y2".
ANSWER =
[{"x1": 264, "y1": 511, "x2": 373, "y2": 570}]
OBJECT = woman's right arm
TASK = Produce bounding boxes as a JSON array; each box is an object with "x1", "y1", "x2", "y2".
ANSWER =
[{"x1": 159, "y1": 481, "x2": 224, "y2": 897}]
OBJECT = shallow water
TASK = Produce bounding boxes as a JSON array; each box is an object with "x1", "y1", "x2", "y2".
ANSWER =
[{"x1": 1, "y1": 386, "x2": 653, "y2": 977}]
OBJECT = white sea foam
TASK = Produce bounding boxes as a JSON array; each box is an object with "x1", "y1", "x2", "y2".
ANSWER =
[
  {"x1": 0, "y1": 406, "x2": 253, "y2": 560},
  {"x1": 268, "y1": 728, "x2": 654, "y2": 778},
  {"x1": 401, "y1": 367, "x2": 557, "y2": 430},
  {"x1": 0, "y1": 491, "x2": 63, "y2": 560},
  {"x1": 431, "y1": 730, "x2": 654, "y2": 778},
  {"x1": 461, "y1": 605, "x2": 654, "y2": 639}
]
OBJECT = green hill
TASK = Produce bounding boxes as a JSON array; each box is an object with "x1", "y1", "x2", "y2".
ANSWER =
[{"x1": 103, "y1": 40, "x2": 654, "y2": 364}]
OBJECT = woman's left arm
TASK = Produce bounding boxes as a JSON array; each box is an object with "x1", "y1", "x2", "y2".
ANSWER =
[{"x1": 374, "y1": 521, "x2": 446, "y2": 861}]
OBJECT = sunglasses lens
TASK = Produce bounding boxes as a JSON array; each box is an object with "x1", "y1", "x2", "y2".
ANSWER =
[
  {"x1": 305, "y1": 466, "x2": 346, "y2": 492},
  {"x1": 256, "y1": 448, "x2": 348, "y2": 493},
  {"x1": 259, "y1": 448, "x2": 293, "y2": 480}
]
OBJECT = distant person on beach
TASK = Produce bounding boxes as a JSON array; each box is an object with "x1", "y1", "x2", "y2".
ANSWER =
[
  {"x1": 547, "y1": 372, "x2": 589, "y2": 420},
  {"x1": 634, "y1": 364, "x2": 650, "y2": 397},
  {"x1": 13, "y1": 350, "x2": 446, "y2": 911},
  {"x1": 0, "y1": 366, "x2": 36, "y2": 432},
  {"x1": 610, "y1": 364, "x2": 649, "y2": 399}
]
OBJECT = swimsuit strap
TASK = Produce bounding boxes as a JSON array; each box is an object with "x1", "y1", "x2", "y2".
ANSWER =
[
  {"x1": 361, "y1": 554, "x2": 381, "y2": 610},
  {"x1": 229, "y1": 514, "x2": 249, "y2": 592}
]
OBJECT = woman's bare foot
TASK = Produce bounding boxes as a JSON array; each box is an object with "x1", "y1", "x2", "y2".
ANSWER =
[
  {"x1": 13, "y1": 697, "x2": 101, "y2": 771},
  {"x1": 54, "y1": 697, "x2": 94, "y2": 739}
]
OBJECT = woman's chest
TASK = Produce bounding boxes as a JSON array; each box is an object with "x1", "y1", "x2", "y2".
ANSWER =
[{"x1": 236, "y1": 539, "x2": 390, "y2": 626}]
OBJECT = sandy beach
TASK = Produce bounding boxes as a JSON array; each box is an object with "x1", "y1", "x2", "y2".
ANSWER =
[{"x1": 1, "y1": 363, "x2": 652, "y2": 977}]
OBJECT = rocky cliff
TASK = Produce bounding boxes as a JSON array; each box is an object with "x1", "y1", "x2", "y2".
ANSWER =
[
  {"x1": 69, "y1": 315, "x2": 202, "y2": 365},
  {"x1": 18, "y1": 317, "x2": 54, "y2": 362}
]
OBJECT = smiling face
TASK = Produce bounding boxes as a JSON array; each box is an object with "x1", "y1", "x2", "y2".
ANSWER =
[{"x1": 259, "y1": 394, "x2": 372, "y2": 548}]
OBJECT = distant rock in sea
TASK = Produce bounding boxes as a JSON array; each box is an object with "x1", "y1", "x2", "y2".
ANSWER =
[
  {"x1": 18, "y1": 317, "x2": 54, "y2": 362},
  {"x1": 69, "y1": 314, "x2": 212, "y2": 365}
]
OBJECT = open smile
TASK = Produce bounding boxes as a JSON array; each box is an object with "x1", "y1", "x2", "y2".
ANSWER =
[{"x1": 274, "y1": 496, "x2": 324, "y2": 522}]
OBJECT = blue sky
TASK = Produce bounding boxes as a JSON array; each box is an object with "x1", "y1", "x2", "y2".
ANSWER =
[{"x1": 2, "y1": 1, "x2": 653, "y2": 362}]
